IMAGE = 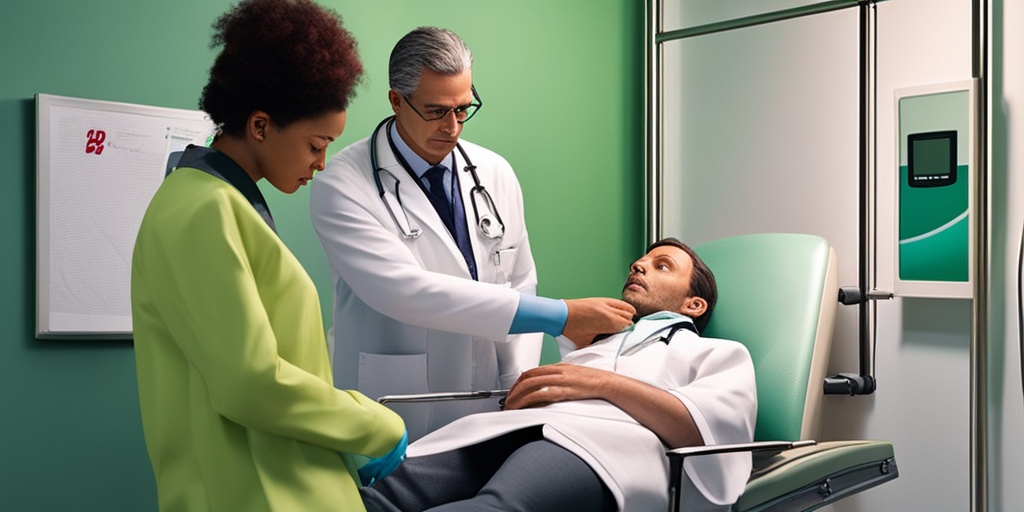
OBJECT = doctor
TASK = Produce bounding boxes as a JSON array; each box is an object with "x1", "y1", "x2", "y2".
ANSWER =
[{"x1": 310, "y1": 26, "x2": 634, "y2": 440}]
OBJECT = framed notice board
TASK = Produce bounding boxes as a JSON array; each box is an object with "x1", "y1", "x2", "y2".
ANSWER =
[{"x1": 36, "y1": 93, "x2": 217, "y2": 338}]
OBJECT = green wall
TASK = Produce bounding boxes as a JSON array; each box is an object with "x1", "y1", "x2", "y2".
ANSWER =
[{"x1": 0, "y1": 1, "x2": 642, "y2": 510}]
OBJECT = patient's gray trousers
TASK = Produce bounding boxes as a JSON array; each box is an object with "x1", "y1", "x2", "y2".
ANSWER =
[{"x1": 360, "y1": 427, "x2": 617, "y2": 512}]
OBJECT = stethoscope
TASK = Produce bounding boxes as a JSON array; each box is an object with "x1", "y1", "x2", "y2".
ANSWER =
[
  {"x1": 370, "y1": 116, "x2": 505, "y2": 240},
  {"x1": 614, "y1": 320, "x2": 698, "y2": 369}
]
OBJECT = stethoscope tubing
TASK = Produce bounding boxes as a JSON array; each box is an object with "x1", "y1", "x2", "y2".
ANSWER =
[{"x1": 370, "y1": 116, "x2": 504, "y2": 240}]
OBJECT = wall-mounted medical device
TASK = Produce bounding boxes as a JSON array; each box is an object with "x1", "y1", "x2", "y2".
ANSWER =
[{"x1": 894, "y1": 81, "x2": 976, "y2": 299}]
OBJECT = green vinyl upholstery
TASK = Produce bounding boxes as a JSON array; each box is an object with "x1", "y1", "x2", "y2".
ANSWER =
[
  {"x1": 736, "y1": 440, "x2": 897, "y2": 511},
  {"x1": 695, "y1": 233, "x2": 836, "y2": 442}
]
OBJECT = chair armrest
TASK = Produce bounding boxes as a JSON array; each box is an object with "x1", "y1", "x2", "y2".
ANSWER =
[
  {"x1": 376, "y1": 389, "x2": 509, "y2": 404},
  {"x1": 668, "y1": 439, "x2": 816, "y2": 459},
  {"x1": 666, "y1": 440, "x2": 816, "y2": 512}
]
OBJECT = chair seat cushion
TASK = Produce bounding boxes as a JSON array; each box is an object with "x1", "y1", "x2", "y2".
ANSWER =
[{"x1": 736, "y1": 440, "x2": 898, "y2": 511}]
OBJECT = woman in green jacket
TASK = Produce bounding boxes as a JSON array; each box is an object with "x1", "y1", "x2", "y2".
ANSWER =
[{"x1": 131, "y1": 1, "x2": 405, "y2": 510}]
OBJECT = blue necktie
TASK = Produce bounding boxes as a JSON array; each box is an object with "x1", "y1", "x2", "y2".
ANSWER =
[
  {"x1": 423, "y1": 165, "x2": 456, "y2": 235},
  {"x1": 423, "y1": 165, "x2": 477, "y2": 280}
]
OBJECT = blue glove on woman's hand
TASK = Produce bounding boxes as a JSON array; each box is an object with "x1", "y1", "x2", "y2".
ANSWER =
[{"x1": 358, "y1": 430, "x2": 408, "y2": 486}]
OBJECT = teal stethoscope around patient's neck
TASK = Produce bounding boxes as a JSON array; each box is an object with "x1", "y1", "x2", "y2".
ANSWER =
[
  {"x1": 370, "y1": 116, "x2": 505, "y2": 240},
  {"x1": 613, "y1": 316, "x2": 698, "y2": 370}
]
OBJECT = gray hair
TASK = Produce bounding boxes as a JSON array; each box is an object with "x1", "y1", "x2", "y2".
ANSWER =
[{"x1": 389, "y1": 27, "x2": 473, "y2": 96}]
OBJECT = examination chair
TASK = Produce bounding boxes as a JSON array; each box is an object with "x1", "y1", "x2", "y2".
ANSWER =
[
  {"x1": 667, "y1": 232, "x2": 898, "y2": 511},
  {"x1": 380, "y1": 233, "x2": 899, "y2": 511}
]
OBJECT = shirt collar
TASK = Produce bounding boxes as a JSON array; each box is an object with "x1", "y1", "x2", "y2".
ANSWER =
[
  {"x1": 627, "y1": 311, "x2": 693, "y2": 343},
  {"x1": 174, "y1": 145, "x2": 276, "y2": 232},
  {"x1": 612, "y1": 311, "x2": 698, "y2": 362}
]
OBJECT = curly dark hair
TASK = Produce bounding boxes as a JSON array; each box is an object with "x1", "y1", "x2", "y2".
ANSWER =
[{"x1": 199, "y1": 0, "x2": 363, "y2": 135}]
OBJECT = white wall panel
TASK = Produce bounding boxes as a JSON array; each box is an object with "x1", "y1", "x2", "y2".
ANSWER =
[{"x1": 991, "y1": 0, "x2": 1024, "y2": 509}]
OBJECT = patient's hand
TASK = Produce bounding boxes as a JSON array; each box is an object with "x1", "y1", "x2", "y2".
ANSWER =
[
  {"x1": 504, "y1": 364, "x2": 614, "y2": 410},
  {"x1": 562, "y1": 298, "x2": 635, "y2": 349}
]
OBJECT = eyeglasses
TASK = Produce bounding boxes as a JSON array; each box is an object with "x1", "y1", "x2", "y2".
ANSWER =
[{"x1": 402, "y1": 85, "x2": 482, "y2": 124}]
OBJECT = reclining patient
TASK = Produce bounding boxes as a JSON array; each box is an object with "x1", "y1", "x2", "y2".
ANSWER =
[{"x1": 361, "y1": 238, "x2": 757, "y2": 512}]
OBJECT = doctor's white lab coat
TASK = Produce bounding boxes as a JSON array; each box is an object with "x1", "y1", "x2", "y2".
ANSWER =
[
  {"x1": 309, "y1": 123, "x2": 543, "y2": 440},
  {"x1": 408, "y1": 326, "x2": 758, "y2": 512}
]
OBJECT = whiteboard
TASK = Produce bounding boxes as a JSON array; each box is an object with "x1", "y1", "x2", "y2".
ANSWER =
[{"x1": 36, "y1": 93, "x2": 217, "y2": 338}]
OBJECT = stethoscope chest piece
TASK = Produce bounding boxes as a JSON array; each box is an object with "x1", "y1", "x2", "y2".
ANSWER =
[{"x1": 478, "y1": 212, "x2": 503, "y2": 239}]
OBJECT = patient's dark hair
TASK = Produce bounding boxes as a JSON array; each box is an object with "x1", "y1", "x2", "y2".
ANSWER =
[
  {"x1": 646, "y1": 238, "x2": 717, "y2": 332},
  {"x1": 200, "y1": 0, "x2": 363, "y2": 135}
]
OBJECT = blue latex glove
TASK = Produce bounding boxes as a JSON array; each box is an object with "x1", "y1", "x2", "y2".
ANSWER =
[{"x1": 358, "y1": 430, "x2": 408, "y2": 486}]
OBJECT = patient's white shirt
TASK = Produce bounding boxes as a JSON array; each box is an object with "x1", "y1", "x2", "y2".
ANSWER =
[{"x1": 407, "y1": 314, "x2": 757, "y2": 511}]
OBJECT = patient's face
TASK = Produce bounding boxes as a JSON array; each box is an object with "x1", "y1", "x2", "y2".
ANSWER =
[{"x1": 621, "y1": 245, "x2": 697, "y2": 318}]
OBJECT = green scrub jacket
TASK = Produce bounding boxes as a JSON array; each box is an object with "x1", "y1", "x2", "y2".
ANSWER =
[{"x1": 132, "y1": 164, "x2": 404, "y2": 512}]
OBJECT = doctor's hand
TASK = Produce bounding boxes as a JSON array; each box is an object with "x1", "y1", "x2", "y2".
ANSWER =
[
  {"x1": 503, "y1": 363, "x2": 617, "y2": 410},
  {"x1": 357, "y1": 430, "x2": 408, "y2": 487},
  {"x1": 562, "y1": 298, "x2": 635, "y2": 350}
]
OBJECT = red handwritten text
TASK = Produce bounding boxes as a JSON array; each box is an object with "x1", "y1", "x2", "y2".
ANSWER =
[{"x1": 86, "y1": 129, "x2": 106, "y2": 155}]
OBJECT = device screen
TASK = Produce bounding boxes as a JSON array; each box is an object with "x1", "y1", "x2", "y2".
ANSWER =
[{"x1": 908, "y1": 130, "x2": 957, "y2": 188}]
